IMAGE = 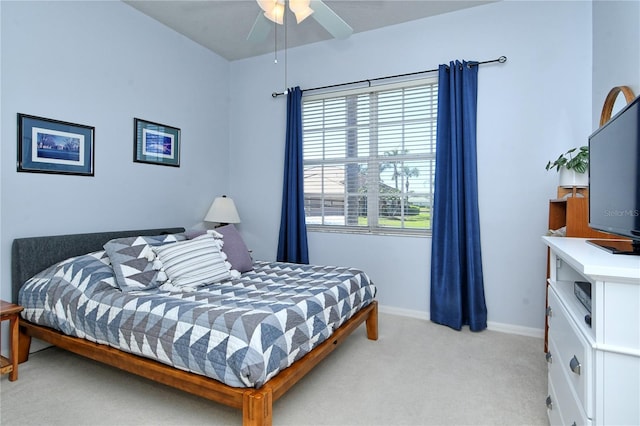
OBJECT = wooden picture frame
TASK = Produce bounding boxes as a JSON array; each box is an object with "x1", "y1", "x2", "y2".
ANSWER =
[{"x1": 17, "y1": 114, "x2": 95, "y2": 176}]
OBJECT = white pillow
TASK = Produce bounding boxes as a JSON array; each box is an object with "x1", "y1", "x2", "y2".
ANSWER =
[{"x1": 152, "y1": 233, "x2": 232, "y2": 289}]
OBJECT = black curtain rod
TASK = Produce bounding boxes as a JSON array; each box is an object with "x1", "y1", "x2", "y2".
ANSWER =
[{"x1": 272, "y1": 55, "x2": 507, "y2": 98}]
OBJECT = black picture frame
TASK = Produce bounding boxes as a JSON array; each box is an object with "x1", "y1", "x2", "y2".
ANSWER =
[
  {"x1": 134, "y1": 118, "x2": 181, "y2": 167},
  {"x1": 17, "y1": 114, "x2": 95, "y2": 176}
]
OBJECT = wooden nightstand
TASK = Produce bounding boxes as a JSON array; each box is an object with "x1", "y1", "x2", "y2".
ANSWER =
[{"x1": 1, "y1": 300, "x2": 24, "y2": 381}]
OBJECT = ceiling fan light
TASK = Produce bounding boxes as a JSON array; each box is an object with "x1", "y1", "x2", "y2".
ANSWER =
[
  {"x1": 292, "y1": 6, "x2": 313, "y2": 23},
  {"x1": 256, "y1": 0, "x2": 276, "y2": 13},
  {"x1": 289, "y1": 0, "x2": 309, "y2": 12},
  {"x1": 263, "y1": 2, "x2": 284, "y2": 25},
  {"x1": 289, "y1": 0, "x2": 313, "y2": 23}
]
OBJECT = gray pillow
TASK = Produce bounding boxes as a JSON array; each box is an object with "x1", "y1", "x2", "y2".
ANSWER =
[
  {"x1": 182, "y1": 228, "x2": 207, "y2": 239},
  {"x1": 216, "y1": 224, "x2": 253, "y2": 273}
]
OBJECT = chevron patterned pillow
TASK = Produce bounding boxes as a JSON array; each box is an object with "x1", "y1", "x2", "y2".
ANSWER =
[{"x1": 104, "y1": 234, "x2": 184, "y2": 292}]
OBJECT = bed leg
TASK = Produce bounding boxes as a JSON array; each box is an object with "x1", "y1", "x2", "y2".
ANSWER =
[
  {"x1": 242, "y1": 387, "x2": 272, "y2": 426},
  {"x1": 366, "y1": 301, "x2": 378, "y2": 341},
  {"x1": 18, "y1": 325, "x2": 32, "y2": 363}
]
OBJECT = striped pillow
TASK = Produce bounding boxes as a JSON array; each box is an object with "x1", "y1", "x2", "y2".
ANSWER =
[{"x1": 152, "y1": 233, "x2": 231, "y2": 288}]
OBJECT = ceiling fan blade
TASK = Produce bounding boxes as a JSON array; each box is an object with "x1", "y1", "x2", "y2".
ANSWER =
[
  {"x1": 247, "y1": 12, "x2": 271, "y2": 43},
  {"x1": 310, "y1": 0, "x2": 353, "y2": 40}
]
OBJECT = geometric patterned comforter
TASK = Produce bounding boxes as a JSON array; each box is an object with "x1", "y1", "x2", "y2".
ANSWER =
[{"x1": 19, "y1": 251, "x2": 377, "y2": 388}]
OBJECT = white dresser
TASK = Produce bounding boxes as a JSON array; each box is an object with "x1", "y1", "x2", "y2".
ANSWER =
[{"x1": 543, "y1": 237, "x2": 640, "y2": 426}]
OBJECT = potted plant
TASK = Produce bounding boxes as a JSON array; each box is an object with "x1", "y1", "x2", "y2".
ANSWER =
[{"x1": 545, "y1": 146, "x2": 589, "y2": 188}]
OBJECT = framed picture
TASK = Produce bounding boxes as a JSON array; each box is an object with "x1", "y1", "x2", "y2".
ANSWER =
[
  {"x1": 134, "y1": 118, "x2": 180, "y2": 167},
  {"x1": 17, "y1": 114, "x2": 95, "y2": 176}
]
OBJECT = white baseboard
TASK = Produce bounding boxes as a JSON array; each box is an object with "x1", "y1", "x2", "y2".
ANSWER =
[
  {"x1": 379, "y1": 305, "x2": 429, "y2": 321},
  {"x1": 378, "y1": 304, "x2": 544, "y2": 339},
  {"x1": 486, "y1": 321, "x2": 544, "y2": 338}
]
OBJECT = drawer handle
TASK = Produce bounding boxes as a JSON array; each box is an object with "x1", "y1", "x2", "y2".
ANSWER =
[
  {"x1": 545, "y1": 351, "x2": 552, "y2": 363},
  {"x1": 546, "y1": 306, "x2": 553, "y2": 317},
  {"x1": 546, "y1": 395, "x2": 553, "y2": 409},
  {"x1": 569, "y1": 355, "x2": 581, "y2": 375}
]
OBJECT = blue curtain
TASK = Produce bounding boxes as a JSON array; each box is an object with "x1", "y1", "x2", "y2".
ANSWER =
[
  {"x1": 430, "y1": 61, "x2": 487, "y2": 332},
  {"x1": 277, "y1": 86, "x2": 309, "y2": 264}
]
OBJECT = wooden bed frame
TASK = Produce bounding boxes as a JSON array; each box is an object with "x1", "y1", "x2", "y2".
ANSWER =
[{"x1": 11, "y1": 227, "x2": 378, "y2": 426}]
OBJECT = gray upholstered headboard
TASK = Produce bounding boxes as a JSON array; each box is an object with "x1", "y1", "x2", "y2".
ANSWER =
[{"x1": 11, "y1": 227, "x2": 185, "y2": 304}]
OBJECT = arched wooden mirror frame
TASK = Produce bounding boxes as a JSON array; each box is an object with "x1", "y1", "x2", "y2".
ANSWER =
[{"x1": 599, "y1": 85, "x2": 636, "y2": 126}]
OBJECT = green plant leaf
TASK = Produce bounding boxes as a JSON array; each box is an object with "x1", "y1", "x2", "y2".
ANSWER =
[{"x1": 546, "y1": 146, "x2": 588, "y2": 173}]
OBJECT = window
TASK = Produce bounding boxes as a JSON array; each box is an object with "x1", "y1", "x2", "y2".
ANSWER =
[{"x1": 302, "y1": 78, "x2": 438, "y2": 235}]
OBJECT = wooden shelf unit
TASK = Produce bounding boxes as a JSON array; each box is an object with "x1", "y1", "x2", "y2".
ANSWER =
[{"x1": 548, "y1": 188, "x2": 619, "y2": 239}]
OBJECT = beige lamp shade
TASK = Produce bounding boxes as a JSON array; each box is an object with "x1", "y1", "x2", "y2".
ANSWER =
[{"x1": 204, "y1": 195, "x2": 241, "y2": 224}]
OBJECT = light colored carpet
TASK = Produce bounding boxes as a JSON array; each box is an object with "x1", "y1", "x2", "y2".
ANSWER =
[{"x1": 0, "y1": 313, "x2": 548, "y2": 426}]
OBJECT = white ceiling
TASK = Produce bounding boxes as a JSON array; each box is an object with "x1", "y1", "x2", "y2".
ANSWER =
[{"x1": 123, "y1": 1, "x2": 495, "y2": 61}]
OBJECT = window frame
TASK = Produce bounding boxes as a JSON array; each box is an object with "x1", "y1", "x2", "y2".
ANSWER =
[{"x1": 302, "y1": 77, "x2": 438, "y2": 237}]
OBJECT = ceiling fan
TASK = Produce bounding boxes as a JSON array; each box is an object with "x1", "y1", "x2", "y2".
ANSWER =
[{"x1": 247, "y1": 0, "x2": 353, "y2": 43}]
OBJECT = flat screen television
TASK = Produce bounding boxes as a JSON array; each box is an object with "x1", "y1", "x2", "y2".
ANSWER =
[{"x1": 588, "y1": 94, "x2": 640, "y2": 255}]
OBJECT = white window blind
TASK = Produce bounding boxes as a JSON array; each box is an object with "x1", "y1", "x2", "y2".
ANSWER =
[{"x1": 302, "y1": 77, "x2": 438, "y2": 235}]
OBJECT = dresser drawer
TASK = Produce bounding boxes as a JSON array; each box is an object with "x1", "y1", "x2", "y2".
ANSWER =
[
  {"x1": 547, "y1": 373, "x2": 564, "y2": 426},
  {"x1": 548, "y1": 286, "x2": 594, "y2": 418},
  {"x1": 547, "y1": 338, "x2": 592, "y2": 426}
]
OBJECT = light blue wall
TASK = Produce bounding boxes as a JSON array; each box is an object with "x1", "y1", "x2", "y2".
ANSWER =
[
  {"x1": 0, "y1": 1, "x2": 231, "y2": 304},
  {"x1": 592, "y1": 0, "x2": 640, "y2": 126},
  {"x1": 229, "y1": 1, "x2": 594, "y2": 334}
]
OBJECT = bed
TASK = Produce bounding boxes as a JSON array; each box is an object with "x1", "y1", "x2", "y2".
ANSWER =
[{"x1": 11, "y1": 227, "x2": 378, "y2": 426}]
